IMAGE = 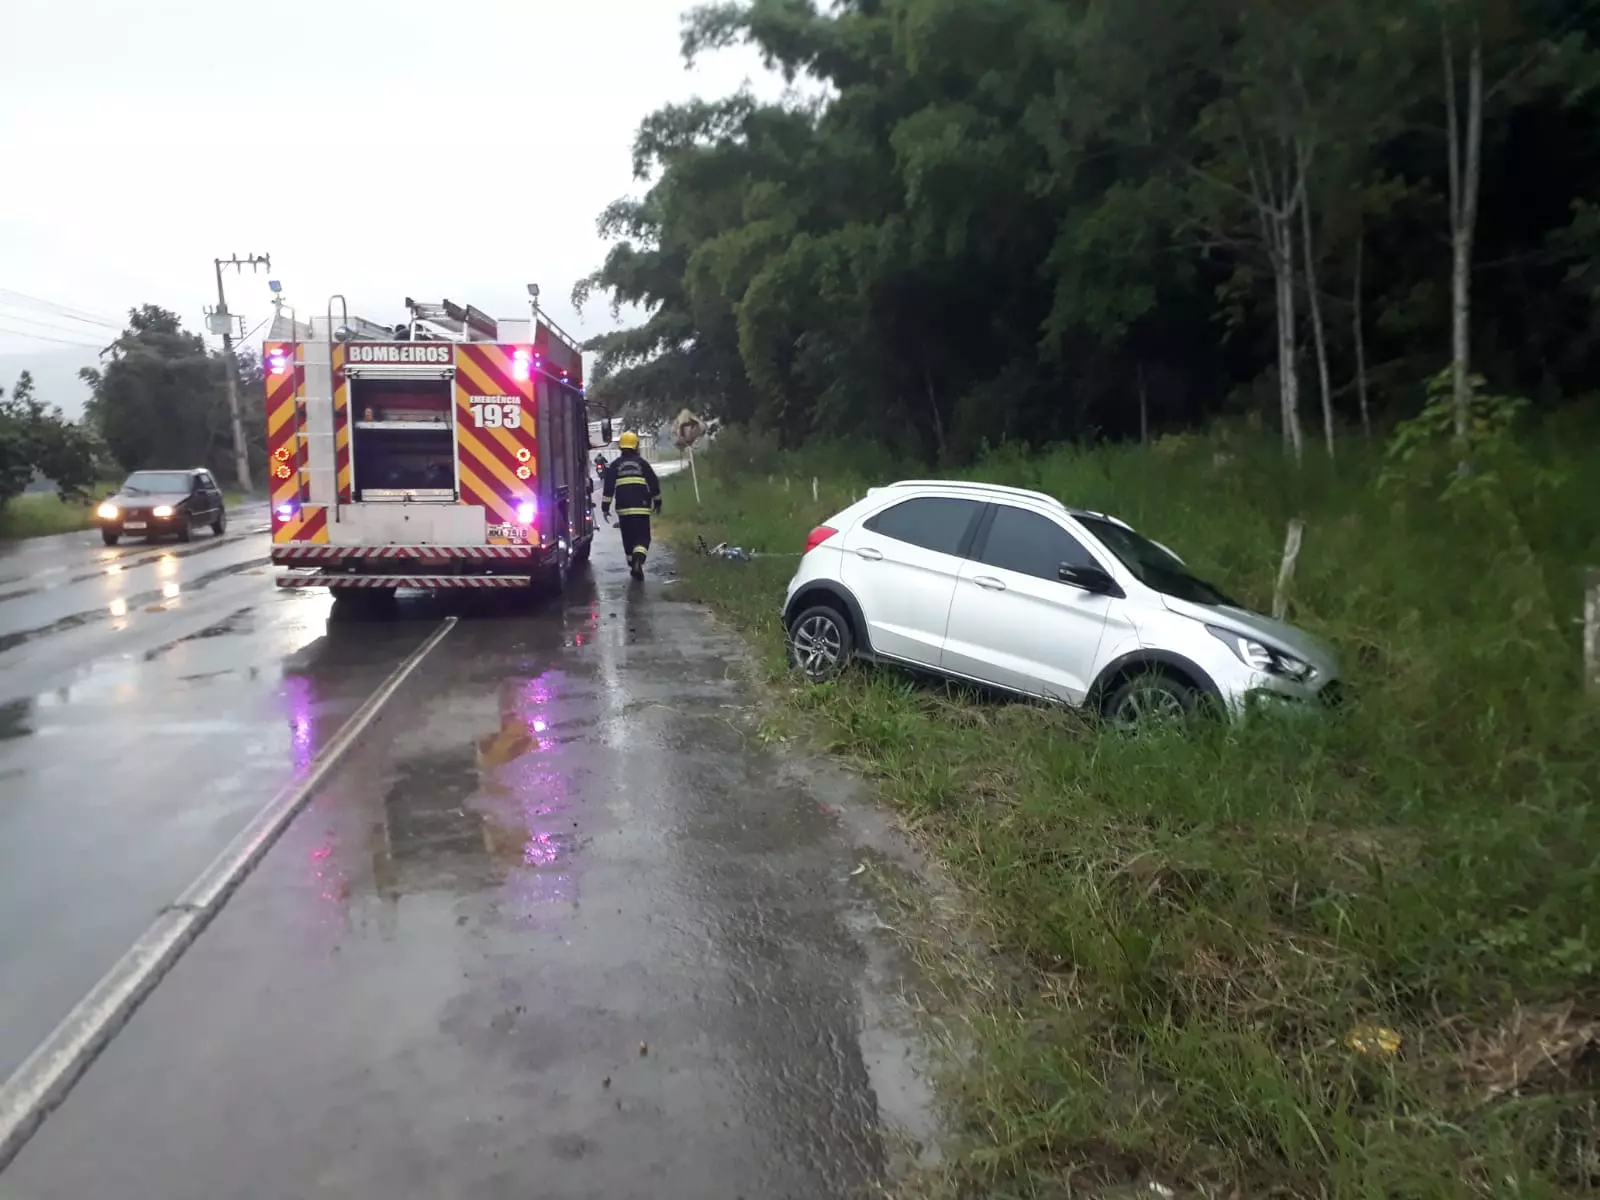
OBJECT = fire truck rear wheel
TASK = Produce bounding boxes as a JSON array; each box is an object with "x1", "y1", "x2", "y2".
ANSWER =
[
  {"x1": 528, "y1": 564, "x2": 563, "y2": 600},
  {"x1": 331, "y1": 588, "x2": 395, "y2": 616}
]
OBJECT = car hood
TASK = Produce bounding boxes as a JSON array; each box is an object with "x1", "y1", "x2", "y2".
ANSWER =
[
  {"x1": 1159, "y1": 595, "x2": 1340, "y2": 674},
  {"x1": 109, "y1": 491, "x2": 189, "y2": 507}
]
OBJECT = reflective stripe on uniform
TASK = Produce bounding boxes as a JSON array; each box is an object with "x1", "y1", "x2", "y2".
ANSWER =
[{"x1": 616, "y1": 507, "x2": 653, "y2": 516}]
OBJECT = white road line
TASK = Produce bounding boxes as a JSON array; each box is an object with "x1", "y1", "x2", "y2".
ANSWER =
[{"x1": 0, "y1": 615, "x2": 458, "y2": 1172}]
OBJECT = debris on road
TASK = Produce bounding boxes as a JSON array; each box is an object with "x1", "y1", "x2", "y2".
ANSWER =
[{"x1": 693, "y1": 535, "x2": 803, "y2": 562}]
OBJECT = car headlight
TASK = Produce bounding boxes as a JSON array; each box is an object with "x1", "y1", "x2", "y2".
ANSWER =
[
  {"x1": 152, "y1": 505, "x2": 174, "y2": 517},
  {"x1": 1206, "y1": 624, "x2": 1315, "y2": 682},
  {"x1": 96, "y1": 502, "x2": 119, "y2": 520}
]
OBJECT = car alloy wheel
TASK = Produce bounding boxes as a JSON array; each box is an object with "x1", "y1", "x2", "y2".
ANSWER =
[
  {"x1": 1106, "y1": 673, "x2": 1195, "y2": 729},
  {"x1": 789, "y1": 607, "x2": 850, "y2": 682}
]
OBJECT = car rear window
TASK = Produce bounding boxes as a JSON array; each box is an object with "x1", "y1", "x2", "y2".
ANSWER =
[{"x1": 862, "y1": 497, "x2": 981, "y2": 557}]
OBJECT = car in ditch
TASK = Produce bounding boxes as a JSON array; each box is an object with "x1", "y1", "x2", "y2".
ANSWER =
[
  {"x1": 781, "y1": 479, "x2": 1343, "y2": 726},
  {"x1": 95, "y1": 469, "x2": 227, "y2": 546}
]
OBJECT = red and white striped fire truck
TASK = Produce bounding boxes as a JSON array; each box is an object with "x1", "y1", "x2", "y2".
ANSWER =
[{"x1": 264, "y1": 296, "x2": 603, "y2": 598}]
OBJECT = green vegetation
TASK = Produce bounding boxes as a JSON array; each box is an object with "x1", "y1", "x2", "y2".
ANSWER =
[
  {"x1": 658, "y1": 425, "x2": 1600, "y2": 1197},
  {"x1": 80, "y1": 306, "x2": 268, "y2": 487},
  {"x1": 579, "y1": 0, "x2": 1600, "y2": 464},
  {"x1": 0, "y1": 370, "x2": 97, "y2": 524},
  {"x1": 0, "y1": 490, "x2": 103, "y2": 539}
]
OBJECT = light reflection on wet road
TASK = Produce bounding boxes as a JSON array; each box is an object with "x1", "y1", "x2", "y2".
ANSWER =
[{"x1": 0, "y1": 508, "x2": 937, "y2": 1198}]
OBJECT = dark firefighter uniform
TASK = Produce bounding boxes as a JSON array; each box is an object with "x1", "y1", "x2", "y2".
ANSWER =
[{"x1": 600, "y1": 441, "x2": 662, "y2": 581}]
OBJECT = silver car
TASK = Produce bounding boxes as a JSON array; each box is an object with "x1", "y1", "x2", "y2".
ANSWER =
[{"x1": 781, "y1": 480, "x2": 1342, "y2": 724}]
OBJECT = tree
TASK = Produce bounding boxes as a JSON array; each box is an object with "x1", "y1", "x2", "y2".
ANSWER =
[
  {"x1": 0, "y1": 370, "x2": 98, "y2": 513},
  {"x1": 81, "y1": 306, "x2": 240, "y2": 482},
  {"x1": 579, "y1": 0, "x2": 1600, "y2": 462}
]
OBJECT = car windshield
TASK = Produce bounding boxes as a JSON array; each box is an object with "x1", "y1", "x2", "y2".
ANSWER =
[
  {"x1": 121, "y1": 471, "x2": 190, "y2": 495},
  {"x1": 1075, "y1": 515, "x2": 1240, "y2": 608}
]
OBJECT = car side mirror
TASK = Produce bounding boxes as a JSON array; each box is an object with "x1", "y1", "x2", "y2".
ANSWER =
[{"x1": 1058, "y1": 563, "x2": 1123, "y2": 596}]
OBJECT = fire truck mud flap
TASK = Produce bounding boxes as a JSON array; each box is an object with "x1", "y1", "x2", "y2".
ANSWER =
[{"x1": 276, "y1": 574, "x2": 534, "y2": 589}]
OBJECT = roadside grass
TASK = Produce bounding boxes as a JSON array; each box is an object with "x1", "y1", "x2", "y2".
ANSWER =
[
  {"x1": 0, "y1": 488, "x2": 111, "y2": 539},
  {"x1": 0, "y1": 486, "x2": 254, "y2": 541},
  {"x1": 657, "y1": 426, "x2": 1600, "y2": 1198}
]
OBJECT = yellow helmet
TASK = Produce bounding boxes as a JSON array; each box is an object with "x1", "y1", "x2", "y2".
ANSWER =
[{"x1": 618, "y1": 430, "x2": 640, "y2": 450}]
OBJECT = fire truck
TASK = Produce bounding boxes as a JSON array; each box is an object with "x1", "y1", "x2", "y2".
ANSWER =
[{"x1": 264, "y1": 295, "x2": 604, "y2": 599}]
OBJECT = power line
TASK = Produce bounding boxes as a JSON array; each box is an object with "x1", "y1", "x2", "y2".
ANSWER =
[
  {"x1": 0, "y1": 287, "x2": 120, "y2": 329},
  {"x1": 0, "y1": 308, "x2": 119, "y2": 340},
  {"x1": 0, "y1": 325, "x2": 106, "y2": 349}
]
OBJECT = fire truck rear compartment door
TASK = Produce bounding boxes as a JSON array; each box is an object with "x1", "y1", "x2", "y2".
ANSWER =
[
  {"x1": 348, "y1": 375, "x2": 456, "y2": 498},
  {"x1": 335, "y1": 502, "x2": 486, "y2": 546}
]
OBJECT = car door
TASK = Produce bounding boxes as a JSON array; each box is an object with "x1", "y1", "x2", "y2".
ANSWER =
[
  {"x1": 839, "y1": 495, "x2": 985, "y2": 667},
  {"x1": 188, "y1": 473, "x2": 208, "y2": 520},
  {"x1": 201, "y1": 472, "x2": 222, "y2": 519},
  {"x1": 940, "y1": 503, "x2": 1116, "y2": 703}
]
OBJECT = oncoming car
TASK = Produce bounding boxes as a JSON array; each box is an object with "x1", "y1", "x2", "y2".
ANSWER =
[
  {"x1": 95, "y1": 469, "x2": 227, "y2": 546},
  {"x1": 781, "y1": 480, "x2": 1343, "y2": 725}
]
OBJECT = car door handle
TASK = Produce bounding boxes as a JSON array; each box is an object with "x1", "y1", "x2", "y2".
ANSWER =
[
  {"x1": 855, "y1": 547, "x2": 883, "y2": 561},
  {"x1": 971, "y1": 575, "x2": 1006, "y2": 591}
]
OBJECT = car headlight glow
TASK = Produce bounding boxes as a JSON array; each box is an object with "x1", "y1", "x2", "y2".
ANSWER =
[
  {"x1": 1206, "y1": 625, "x2": 1315, "y2": 682},
  {"x1": 96, "y1": 502, "x2": 118, "y2": 520},
  {"x1": 152, "y1": 505, "x2": 174, "y2": 518}
]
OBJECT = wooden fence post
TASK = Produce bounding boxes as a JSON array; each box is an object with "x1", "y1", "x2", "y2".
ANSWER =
[{"x1": 1272, "y1": 519, "x2": 1306, "y2": 621}]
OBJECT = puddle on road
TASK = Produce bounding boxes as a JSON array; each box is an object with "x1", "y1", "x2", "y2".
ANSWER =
[{"x1": 0, "y1": 558, "x2": 269, "y2": 655}]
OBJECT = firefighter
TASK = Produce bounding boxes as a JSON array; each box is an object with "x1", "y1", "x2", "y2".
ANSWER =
[{"x1": 599, "y1": 431, "x2": 662, "y2": 581}]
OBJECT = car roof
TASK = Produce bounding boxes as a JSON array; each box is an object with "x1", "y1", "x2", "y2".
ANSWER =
[{"x1": 865, "y1": 479, "x2": 1133, "y2": 529}]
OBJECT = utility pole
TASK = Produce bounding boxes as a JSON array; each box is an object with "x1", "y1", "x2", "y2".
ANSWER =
[{"x1": 207, "y1": 252, "x2": 270, "y2": 493}]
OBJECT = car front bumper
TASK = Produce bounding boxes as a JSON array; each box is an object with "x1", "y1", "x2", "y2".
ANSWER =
[{"x1": 99, "y1": 510, "x2": 187, "y2": 533}]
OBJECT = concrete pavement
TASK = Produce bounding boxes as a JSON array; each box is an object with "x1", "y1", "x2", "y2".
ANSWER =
[{"x1": 0, "y1": 512, "x2": 937, "y2": 1198}]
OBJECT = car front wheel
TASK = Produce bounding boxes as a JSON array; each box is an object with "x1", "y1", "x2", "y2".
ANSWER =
[
  {"x1": 787, "y1": 605, "x2": 853, "y2": 683},
  {"x1": 175, "y1": 513, "x2": 193, "y2": 543},
  {"x1": 1103, "y1": 671, "x2": 1197, "y2": 729},
  {"x1": 101, "y1": 529, "x2": 119, "y2": 547}
]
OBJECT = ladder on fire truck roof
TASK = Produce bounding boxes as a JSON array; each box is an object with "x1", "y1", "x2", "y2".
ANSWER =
[{"x1": 403, "y1": 298, "x2": 500, "y2": 342}]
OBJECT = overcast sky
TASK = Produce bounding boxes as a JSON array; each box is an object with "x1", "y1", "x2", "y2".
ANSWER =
[{"x1": 0, "y1": 0, "x2": 782, "y2": 393}]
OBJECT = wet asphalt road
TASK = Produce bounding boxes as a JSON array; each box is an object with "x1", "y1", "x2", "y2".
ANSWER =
[{"x1": 0, "y1": 505, "x2": 936, "y2": 1198}]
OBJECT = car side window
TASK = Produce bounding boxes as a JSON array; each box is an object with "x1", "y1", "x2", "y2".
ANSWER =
[
  {"x1": 861, "y1": 497, "x2": 981, "y2": 557},
  {"x1": 977, "y1": 505, "x2": 1099, "y2": 581},
  {"x1": 200, "y1": 472, "x2": 216, "y2": 491}
]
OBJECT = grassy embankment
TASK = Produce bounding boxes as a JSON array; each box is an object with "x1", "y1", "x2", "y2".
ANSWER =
[
  {"x1": 0, "y1": 488, "x2": 252, "y2": 540},
  {"x1": 657, "y1": 423, "x2": 1600, "y2": 1198}
]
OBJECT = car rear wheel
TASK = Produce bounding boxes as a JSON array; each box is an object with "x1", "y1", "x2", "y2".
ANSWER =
[
  {"x1": 787, "y1": 605, "x2": 853, "y2": 683},
  {"x1": 1103, "y1": 671, "x2": 1197, "y2": 730},
  {"x1": 212, "y1": 509, "x2": 226, "y2": 536},
  {"x1": 101, "y1": 529, "x2": 119, "y2": 547}
]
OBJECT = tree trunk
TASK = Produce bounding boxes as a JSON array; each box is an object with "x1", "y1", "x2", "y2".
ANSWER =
[
  {"x1": 1137, "y1": 363, "x2": 1149, "y2": 444},
  {"x1": 1353, "y1": 232, "x2": 1371, "y2": 438},
  {"x1": 920, "y1": 356, "x2": 947, "y2": 461},
  {"x1": 1274, "y1": 212, "x2": 1304, "y2": 462},
  {"x1": 1300, "y1": 191, "x2": 1335, "y2": 457},
  {"x1": 1443, "y1": 15, "x2": 1484, "y2": 459}
]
